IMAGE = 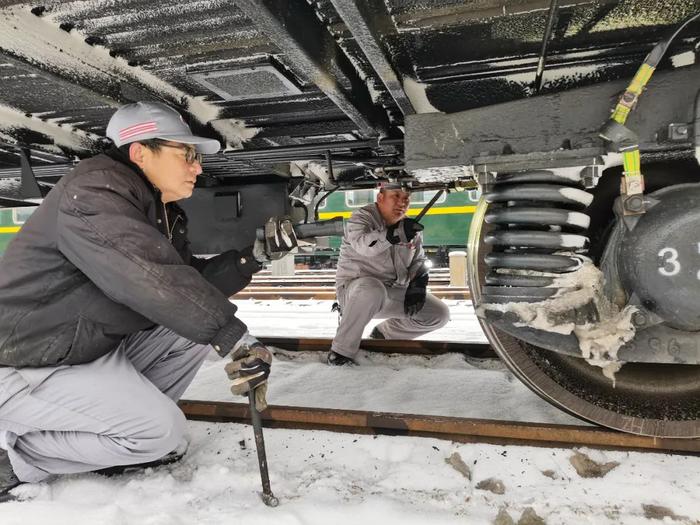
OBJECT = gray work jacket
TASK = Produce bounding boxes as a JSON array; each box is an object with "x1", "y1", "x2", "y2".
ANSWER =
[{"x1": 335, "y1": 203, "x2": 426, "y2": 287}]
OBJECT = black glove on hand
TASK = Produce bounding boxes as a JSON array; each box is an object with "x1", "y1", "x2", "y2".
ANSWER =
[
  {"x1": 225, "y1": 334, "x2": 272, "y2": 410},
  {"x1": 386, "y1": 218, "x2": 424, "y2": 245},
  {"x1": 404, "y1": 270, "x2": 429, "y2": 315}
]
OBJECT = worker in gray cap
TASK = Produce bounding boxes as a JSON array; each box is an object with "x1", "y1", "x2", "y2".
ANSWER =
[
  {"x1": 0, "y1": 101, "x2": 290, "y2": 498},
  {"x1": 328, "y1": 181, "x2": 450, "y2": 366}
]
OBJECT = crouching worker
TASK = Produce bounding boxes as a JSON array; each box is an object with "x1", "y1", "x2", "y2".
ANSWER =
[
  {"x1": 328, "y1": 182, "x2": 450, "y2": 366},
  {"x1": 0, "y1": 101, "x2": 284, "y2": 498}
]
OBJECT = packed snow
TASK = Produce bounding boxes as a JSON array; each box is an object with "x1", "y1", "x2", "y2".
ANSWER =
[{"x1": 1, "y1": 299, "x2": 699, "y2": 524}]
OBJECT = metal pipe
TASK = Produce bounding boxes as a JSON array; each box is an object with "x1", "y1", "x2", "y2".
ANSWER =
[
  {"x1": 534, "y1": 0, "x2": 560, "y2": 93},
  {"x1": 414, "y1": 189, "x2": 444, "y2": 222}
]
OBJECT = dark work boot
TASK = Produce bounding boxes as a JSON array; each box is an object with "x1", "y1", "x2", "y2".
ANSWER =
[
  {"x1": 327, "y1": 350, "x2": 356, "y2": 366},
  {"x1": 0, "y1": 449, "x2": 21, "y2": 502},
  {"x1": 369, "y1": 326, "x2": 386, "y2": 339}
]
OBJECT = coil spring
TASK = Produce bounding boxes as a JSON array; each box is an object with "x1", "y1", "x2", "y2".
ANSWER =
[{"x1": 481, "y1": 170, "x2": 594, "y2": 303}]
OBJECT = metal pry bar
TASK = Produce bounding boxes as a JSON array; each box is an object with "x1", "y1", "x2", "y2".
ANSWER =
[{"x1": 248, "y1": 387, "x2": 279, "y2": 507}]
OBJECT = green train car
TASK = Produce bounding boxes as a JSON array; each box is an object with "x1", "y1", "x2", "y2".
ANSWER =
[
  {"x1": 1, "y1": 190, "x2": 479, "y2": 261},
  {"x1": 0, "y1": 207, "x2": 36, "y2": 256}
]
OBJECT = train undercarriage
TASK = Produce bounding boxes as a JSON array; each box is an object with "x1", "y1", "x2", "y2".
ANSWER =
[
  {"x1": 1, "y1": 1, "x2": 700, "y2": 437},
  {"x1": 406, "y1": 55, "x2": 700, "y2": 437}
]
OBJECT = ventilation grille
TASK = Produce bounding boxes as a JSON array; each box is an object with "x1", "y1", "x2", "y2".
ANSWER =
[{"x1": 190, "y1": 65, "x2": 302, "y2": 101}]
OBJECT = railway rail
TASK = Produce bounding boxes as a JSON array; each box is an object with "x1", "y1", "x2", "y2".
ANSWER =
[
  {"x1": 235, "y1": 285, "x2": 470, "y2": 300},
  {"x1": 178, "y1": 400, "x2": 700, "y2": 455},
  {"x1": 257, "y1": 336, "x2": 494, "y2": 358}
]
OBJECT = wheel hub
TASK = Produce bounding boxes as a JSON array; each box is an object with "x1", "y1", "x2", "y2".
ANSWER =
[{"x1": 618, "y1": 184, "x2": 700, "y2": 331}]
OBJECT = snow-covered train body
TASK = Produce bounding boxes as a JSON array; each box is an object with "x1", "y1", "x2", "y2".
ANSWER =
[{"x1": 1, "y1": 0, "x2": 699, "y2": 437}]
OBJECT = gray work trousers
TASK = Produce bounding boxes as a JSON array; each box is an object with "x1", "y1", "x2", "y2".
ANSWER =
[
  {"x1": 0, "y1": 325, "x2": 210, "y2": 483},
  {"x1": 331, "y1": 276, "x2": 450, "y2": 358}
]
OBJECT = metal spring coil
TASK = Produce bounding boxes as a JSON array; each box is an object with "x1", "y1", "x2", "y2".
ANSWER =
[{"x1": 481, "y1": 170, "x2": 594, "y2": 302}]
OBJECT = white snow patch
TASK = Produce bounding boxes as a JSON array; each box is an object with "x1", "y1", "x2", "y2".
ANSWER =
[
  {"x1": 481, "y1": 262, "x2": 637, "y2": 381},
  {"x1": 671, "y1": 50, "x2": 696, "y2": 68},
  {"x1": 567, "y1": 211, "x2": 591, "y2": 229},
  {"x1": 0, "y1": 103, "x2": 98, "y2": 151},
  {"x1": 560, "y1": 234, "x2": 587, "y2": 248},
  {"x1": 560, "y1": 186, "x2": 594, "y2": 206},
  {"x1": 402, "y1": 77, "x2": 439, "y2": 114},
  {"x1": 211, "y1": 118, "x2": 261, "y2": 151}
]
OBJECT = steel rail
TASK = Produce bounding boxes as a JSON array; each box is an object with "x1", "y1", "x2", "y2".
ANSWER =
[
  {"x1": 257, "y1": 336, "x2": 495, "y2": 358},
  {"x1": 179, "y1": 400, "x2": 700, "y2": 455},
  {"x1": 234, "y1": 286, "x2": 470, "y2": 300}
]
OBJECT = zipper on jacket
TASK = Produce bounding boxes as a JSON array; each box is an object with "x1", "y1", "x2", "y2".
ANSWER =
[{"x1": 162, "y1": 202, "x2": 172, "y2": 242}]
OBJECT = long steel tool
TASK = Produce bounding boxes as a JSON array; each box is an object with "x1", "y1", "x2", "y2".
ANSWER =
[{"x1": 248, "y1": 388, "x2": 279, "y2": 507}]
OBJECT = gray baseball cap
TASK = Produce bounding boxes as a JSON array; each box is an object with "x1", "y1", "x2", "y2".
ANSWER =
[{"x1": 106, "y1": 101, "x2": 220, "y2": 154}]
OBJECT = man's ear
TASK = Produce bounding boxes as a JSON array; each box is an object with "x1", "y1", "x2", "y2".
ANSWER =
[
  {"x1": 376, "y1": 190, "x2": 384, "y2": 204},
  {"x1": 128, "y1": 142, "x2": 145, "y2": 167}
]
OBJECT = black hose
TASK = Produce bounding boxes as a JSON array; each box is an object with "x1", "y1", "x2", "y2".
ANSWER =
[
  {"x1": 314, "y1": 187, "x2": 339, "y2": 220},
  {"x1": 647, "y1": 11, "x2": 700, "y2": 67}
]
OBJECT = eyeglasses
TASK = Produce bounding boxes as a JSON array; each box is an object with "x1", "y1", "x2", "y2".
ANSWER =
[{"x1": 155, "y1": 142, "x2": 203, "y2": 165}]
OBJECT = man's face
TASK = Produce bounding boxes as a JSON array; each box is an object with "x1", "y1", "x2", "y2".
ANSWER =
[
  {"x1": 130, "y1": 141, "x2": 203, "y2": 203},
  {"x1": 376, "y1": 189, "x2": 411, "y2": 225}
]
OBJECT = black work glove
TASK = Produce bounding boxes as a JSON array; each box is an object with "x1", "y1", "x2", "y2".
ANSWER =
[
  {"x1": 386, "y1": 218, "x2": 424, "y2": 244},
  {"x1": 404, "y1": 270, "x2": 429, "y2": 316},
  {"x1": 224, "y1": 333, "x2": 272, "y2": 410},
  {"x1": 261, "y1": 216, "x2": 298, "y2": 261}
]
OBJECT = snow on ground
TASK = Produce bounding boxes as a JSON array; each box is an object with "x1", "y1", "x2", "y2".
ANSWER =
[
  {"x1": 185, "y1": 300, "x2": 582, "y2": 426},
  {"x1": 2, "y1": 299, "x2": 699, "y2": 524},
  {"x1": 3, "y1": 422, "x2": 699, "y2": 525}
]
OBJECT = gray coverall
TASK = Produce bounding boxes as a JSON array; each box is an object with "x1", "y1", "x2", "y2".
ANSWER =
[{"x1": 331, "y1": 203, "x2": 450, "y2": 359}]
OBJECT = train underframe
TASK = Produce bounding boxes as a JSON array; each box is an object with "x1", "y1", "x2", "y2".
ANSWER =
[{"x1": 405, "y1": 62, "x2": 700, "y2": 438}]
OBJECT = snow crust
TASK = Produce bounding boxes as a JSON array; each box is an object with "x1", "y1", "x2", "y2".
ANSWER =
[
  {"x1": 4, "y1": 422, "x2": 699, "y2": 525},
  {"x1": 481, "y1": 262, "x2": 637, "y2": 381},
  {"x1": 402, "y1": 77, "x2": 439, "y2": 114},
  {"x1": 0, "y1": 6, "x2": 258, "y2": 146},
  {"x1": 0, "y1": 103, "x2": 99, "y2": 152}
]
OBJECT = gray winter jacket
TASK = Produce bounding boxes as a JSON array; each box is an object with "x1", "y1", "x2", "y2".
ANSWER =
[
  {"x1": 335, "y1": 203, "x2": 426, "y2": 287},
  {"x1": 0, "y1": 151, "x2": 257, "y2": 367}
]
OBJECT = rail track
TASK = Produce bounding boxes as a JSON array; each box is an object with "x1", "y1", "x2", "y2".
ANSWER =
[
  {"x1": 235, "y1": 286, "x2": 469, "y2": 300},
  {"x1": 257, "y1": 336, "x2": 495, "y2": 358},
  {"x1": 238, "y1": 268, "x2": 470, "y2": 300},
  {"x1": 179, "y1": 400, "x2": 700, "y2": 455},
  {"x1": 182, "y1": 337, "x2": 700, "y2": 454}
]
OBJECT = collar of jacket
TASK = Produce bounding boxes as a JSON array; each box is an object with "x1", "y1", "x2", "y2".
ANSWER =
[{"x1": 103, "y1": 145, "x2": 159, "y2": 197}]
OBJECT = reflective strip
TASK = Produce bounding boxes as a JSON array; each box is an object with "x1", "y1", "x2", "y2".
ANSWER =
[
  {"x1": 317, "y1": 206, "x2": 476, "y2": 220},
  {"x1": 622, "y1": 150, "x2": 641, "y2": 178},
  {"x1": 0, "y1": 226, "x2": 21, "y2": 233}
]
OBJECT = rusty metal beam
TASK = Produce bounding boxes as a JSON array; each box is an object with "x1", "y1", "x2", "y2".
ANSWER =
[
  {"x1": 234, "y1": 0, "x2": 390, "y2": 138},
  {"x1": 329, "y1": 0, "x2": 414, "y2": 116},
  {"x1": 257, "y1": 336, "x2": 495, "y2": 357},
  {"x1": 179, "y1": 400, "x2": 700, "y2": 454}
]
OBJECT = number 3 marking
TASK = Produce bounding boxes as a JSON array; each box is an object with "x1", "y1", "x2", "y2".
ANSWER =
[{"x1": 658, "y1": 247, "x2": 680, "y2": 276}]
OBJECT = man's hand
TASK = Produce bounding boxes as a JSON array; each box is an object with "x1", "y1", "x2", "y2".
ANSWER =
[
  {"x1": 386, "y1": 218, "x2": 424, "y2": 245},
  {"x1": 404, "y1": 270, "x2": 429, "y2": 315},
  {"x1": 224, "y1": 334, "x2": 273, "y2": 410}
]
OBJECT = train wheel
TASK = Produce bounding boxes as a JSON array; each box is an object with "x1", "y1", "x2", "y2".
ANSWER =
[{"x1": 467, "y1": 162, "x2": 700, "y2": 438}]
